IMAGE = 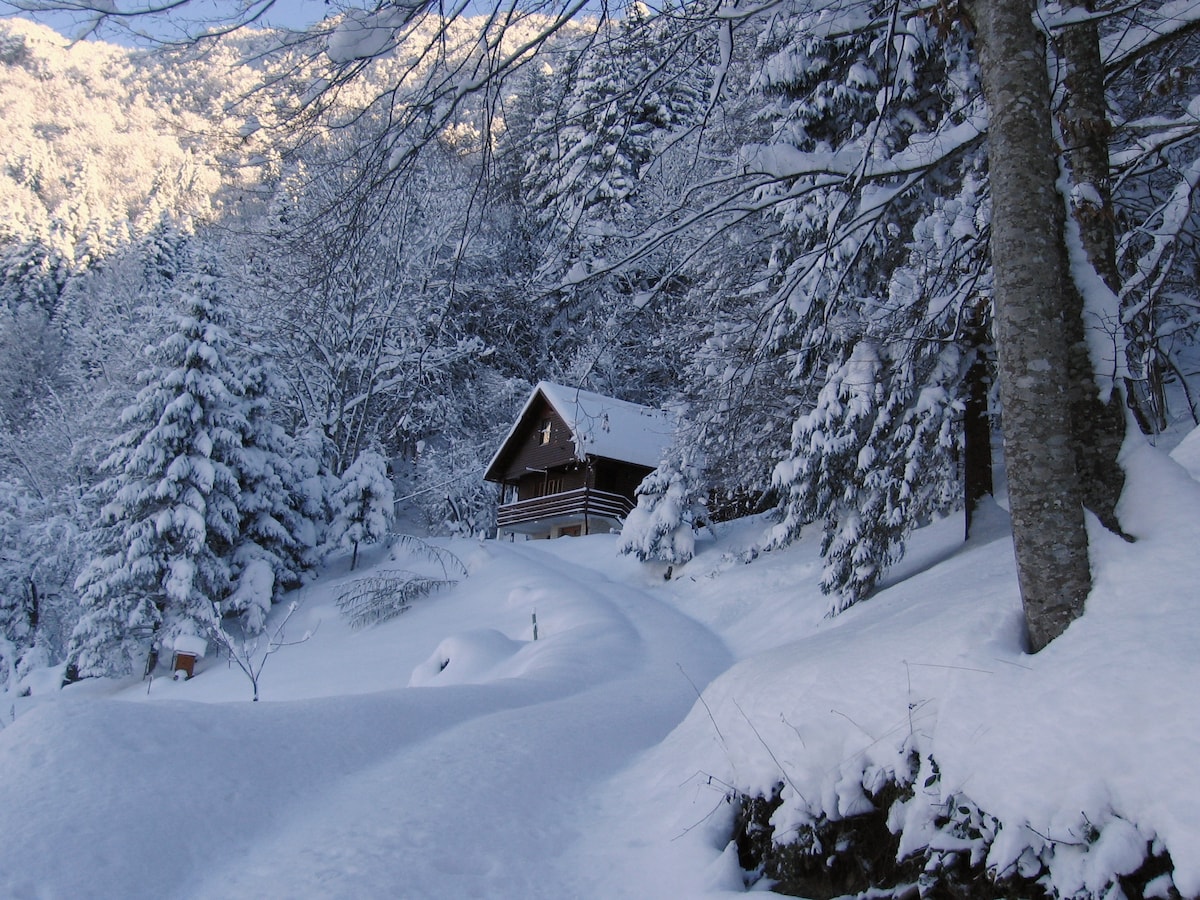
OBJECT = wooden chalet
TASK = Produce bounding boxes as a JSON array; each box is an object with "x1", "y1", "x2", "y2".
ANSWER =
[{"x1": 484, "y1": 382, "x2": 674, "y2": 539}]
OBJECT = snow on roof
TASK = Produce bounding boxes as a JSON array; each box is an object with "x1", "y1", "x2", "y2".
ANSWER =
[
  {"x1": 486, "y1": 382, "x2": 675, "y2": 476},
  {"x1": 172, "y1": 634, "x2": 208, "y2": 658},
  {"x1": 539, "y1": 382, "x2": 675, "y2": 467}
]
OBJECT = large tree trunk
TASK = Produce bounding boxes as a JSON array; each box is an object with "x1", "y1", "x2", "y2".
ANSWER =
[
  {"x1": 1054, "y1": 2, "x2": 1132, "y2": 535},
  {"x1": 971, "y1": 0, "x2": 1092, "y2": 652}
]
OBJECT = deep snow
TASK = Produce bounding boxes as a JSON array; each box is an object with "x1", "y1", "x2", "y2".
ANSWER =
[{"x1": 1, "y1": 432, "x2": 1198, "y2": 898}]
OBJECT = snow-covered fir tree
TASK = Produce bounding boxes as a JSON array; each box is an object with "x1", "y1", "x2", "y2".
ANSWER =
[
  {"x1": 325, "y1": 449, "x2": 393, "y2": 571},
  {"x1": 524, "y1": 2, "x2": 708, "y2": 269},
  {"x1": 67, "y1": 253, "x2": 248, "y2": 677},
  {"x1": 619, "y1": 440, "x2": 706, "y2": 567},
  {"x1": 659, "y1": 0, "x2": 989, "y2": 607},
  {"x1": 224, "y1": 356, "x2": 318, "y2": 634},
  {"x1": 769, "y1": 339, "x2": 962, "y2": 610},
  {"x1": 0, "y1": 481, "x2": 38, "y2": 691}
]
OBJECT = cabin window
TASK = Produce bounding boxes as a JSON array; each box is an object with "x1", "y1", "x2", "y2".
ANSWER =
[{"x1": 537, "y1": 418, "x2": 553, "y2": 445}]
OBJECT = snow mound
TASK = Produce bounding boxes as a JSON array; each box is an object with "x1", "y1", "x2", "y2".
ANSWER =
[
  {"x1": 408, "y1": 628, "x2": 527, "y2": 686},
  {"x1": 578, "y1": 440, "x2": 1200, "y2": 896}
]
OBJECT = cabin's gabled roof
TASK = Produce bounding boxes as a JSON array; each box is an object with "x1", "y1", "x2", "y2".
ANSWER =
[{"x1": 484, "y1": 381, "x2": 675, "y2": 481}]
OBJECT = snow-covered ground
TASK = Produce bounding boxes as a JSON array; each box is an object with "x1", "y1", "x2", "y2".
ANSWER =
[{"x1": 1, "y1": 431, "x2": 1198, "y2": 898}]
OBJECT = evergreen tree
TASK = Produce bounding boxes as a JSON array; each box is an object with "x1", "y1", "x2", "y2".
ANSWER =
[
  {"x1": 224, "y1": 356, "x2": 317, "y2": 634},
  {"x1": 0, "y1": 481, "x2": 85, "y2": 690},
  {"x1": 0, "y1": 481, "x2": 38, "y2": 691},
  {"x1": 325, "y1": 449, "x2": 393, "y2": 571},
  {"x1": 67, "y1": 253, "x2": 247, "y2": 677},
  {"x1": 526, "y1": 5, "x2": 706, "y2": 244},
  {"x1": 769, "y1": 340, "x2": 962, "y2": 608},
  {"x1": 662, "y1": 0, "x2": 989, "y2": 607},
  {"x1": 619, "y1": 440, "x2": 706, "y2": 567}
]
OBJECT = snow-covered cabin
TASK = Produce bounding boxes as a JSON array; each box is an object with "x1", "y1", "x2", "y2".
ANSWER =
[{"x1": 484, "y1": 382, "x2": 674, "y2": 540}]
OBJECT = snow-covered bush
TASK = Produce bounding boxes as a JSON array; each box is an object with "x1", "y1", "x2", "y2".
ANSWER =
[
  {"x1": 335, "y1": 536, "x2": 466, "y2": 628},
  {"x1": 732, "y1": 749, "x2": 1177, "y2": 898}
]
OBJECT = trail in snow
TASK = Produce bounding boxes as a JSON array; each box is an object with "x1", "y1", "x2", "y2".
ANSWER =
[
  {"x1": 186, "y1": 540, "x2": 730, "y2": 898},
  {"x1": 0, "y1": 538, "x2": 731, "y2": 899}
]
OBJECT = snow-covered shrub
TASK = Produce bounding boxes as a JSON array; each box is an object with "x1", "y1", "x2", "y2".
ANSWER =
[
  {"x1": 335, "y1": 572, "x2": 458, "y2": 629},
  {"x1": 732, "y1": 748, "x2": 1178, "y2": 898},
  {"x1": 335, "y1": 536, "x2": 466, "y2": 628}
]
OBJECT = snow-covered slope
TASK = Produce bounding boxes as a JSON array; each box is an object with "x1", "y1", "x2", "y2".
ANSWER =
[{"x1": 1, "y1": 434, "x2": 1198, "y2": 898}]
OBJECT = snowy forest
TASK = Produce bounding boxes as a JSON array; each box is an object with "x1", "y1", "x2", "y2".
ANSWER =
[
  {"x1": 3, "y1": 0, "x2": 1198, "y2": 685},
  {"x1": 1, "y1": 0, "x2": 1200, "y2": 893}
]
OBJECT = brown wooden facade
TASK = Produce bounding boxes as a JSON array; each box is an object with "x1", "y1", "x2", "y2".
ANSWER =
[{"x1": 485, "y1": 391, "x2": 658, "y2": 539}]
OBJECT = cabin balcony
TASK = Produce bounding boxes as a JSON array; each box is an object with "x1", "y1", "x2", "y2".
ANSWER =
[{"x1": 496, "y1": 487, "x2": 635, "y2": 537}]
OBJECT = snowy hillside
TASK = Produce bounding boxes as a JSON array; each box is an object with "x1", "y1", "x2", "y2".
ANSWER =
[{"x1": 1, "y1": 433, "x2": 1198, "y2": 898}]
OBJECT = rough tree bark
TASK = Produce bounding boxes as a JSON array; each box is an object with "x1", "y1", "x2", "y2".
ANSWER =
[
  {"x1": 971, "y1": 0, "x2": 1093, "y2": 652},
  {"x1": 1054, "y1": 1, "x2": 1132, "y2": 534}
]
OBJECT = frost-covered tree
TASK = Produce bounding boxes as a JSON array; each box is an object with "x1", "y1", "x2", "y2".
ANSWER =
[
  {"x1": 525, "y1": 4, "x2": 707, "y2": 246},
  {"x1": 641, "y1": 0, "x2": 990, "y2": 609},
  {"x1": 0, "y1": 481, "x2": 39, "y2": 691},
  {"x1": 769, "y1": 340, "x2": 962, "y2": 609},
  {"x1": 619, "y1": 440, "x2": 705, "y2": 567},
  {"x1": 240, "y1": 133, "x2": 491, "y2": 474},
  {"x1": 325, "y1": 449, "x2": 393, "y2": 571},
  {"x1": 224, "y1": 356, "x2": 318, "y2": 634},
  {"x1": 66, "y1": 254, "x2": 247, "y2": 677}
]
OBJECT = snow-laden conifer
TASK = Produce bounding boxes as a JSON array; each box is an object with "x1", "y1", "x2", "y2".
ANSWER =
[
  {"x1": 325, "y1": 449, "x2": 393, "y2": 571},
  {"x1": 224, "y1": 357, "x2": 317, "y2": 634},
  {"x1": 619, "y1": 443, "x2": 706, "y2": 567},
  {"x1": 525, "y1": 4, "x2": 706, "y2": 244},
  {"x1": 67, "y1": 253, "x2": 247, "y2": 677},
  {"x1": 770, "y1": 337, "x2": 962, "y2": 611}
]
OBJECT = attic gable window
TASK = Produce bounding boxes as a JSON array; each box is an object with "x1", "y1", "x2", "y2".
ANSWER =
[{"x1": 538, "y1": 418, "x2": 553, "y2": 445}]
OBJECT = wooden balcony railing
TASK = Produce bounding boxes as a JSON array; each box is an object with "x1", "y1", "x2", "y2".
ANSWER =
[{"x1": 497, "y1": 487, "x2": 634, "y2": 529}]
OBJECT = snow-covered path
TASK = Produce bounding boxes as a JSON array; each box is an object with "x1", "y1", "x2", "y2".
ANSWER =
[{"x1": 0, "y1": 537, "x2": 732, "y2": 899}]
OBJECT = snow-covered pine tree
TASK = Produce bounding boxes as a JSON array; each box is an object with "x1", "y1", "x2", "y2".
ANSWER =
[
  {"x1": 0, "y1": 480, "x2": 86, "y2": 690},
  {"x1": 291, "y1": 424, "x2": 335, "y2": 551},
  {"x1": 0, "y1": 481, "x2": 38, "y2": 692},
  {"x1": 325, "y1": 449, "x2": 393, "y2": 571},
  {"x1": 768, "y1": 158, "x2": 989, "y2": 609},
  {"x1": 224, "y1": 356, "x2": 316, "y2": 634},
  {"x1": 619, "y1": 440, "x2": 706, "y2": 567},
  {"x1": 66, "y1": 252, "x2": 247, "y2": 678},
  {"x1": 769, "y1": 338, "x2": 963, "y2": 610},
  {"x1": 685, "y1": 1, "x2": 984, "y2": 604},
  {"x1": 524, "y1": 3, "x2": 707, "y2": 256}
]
